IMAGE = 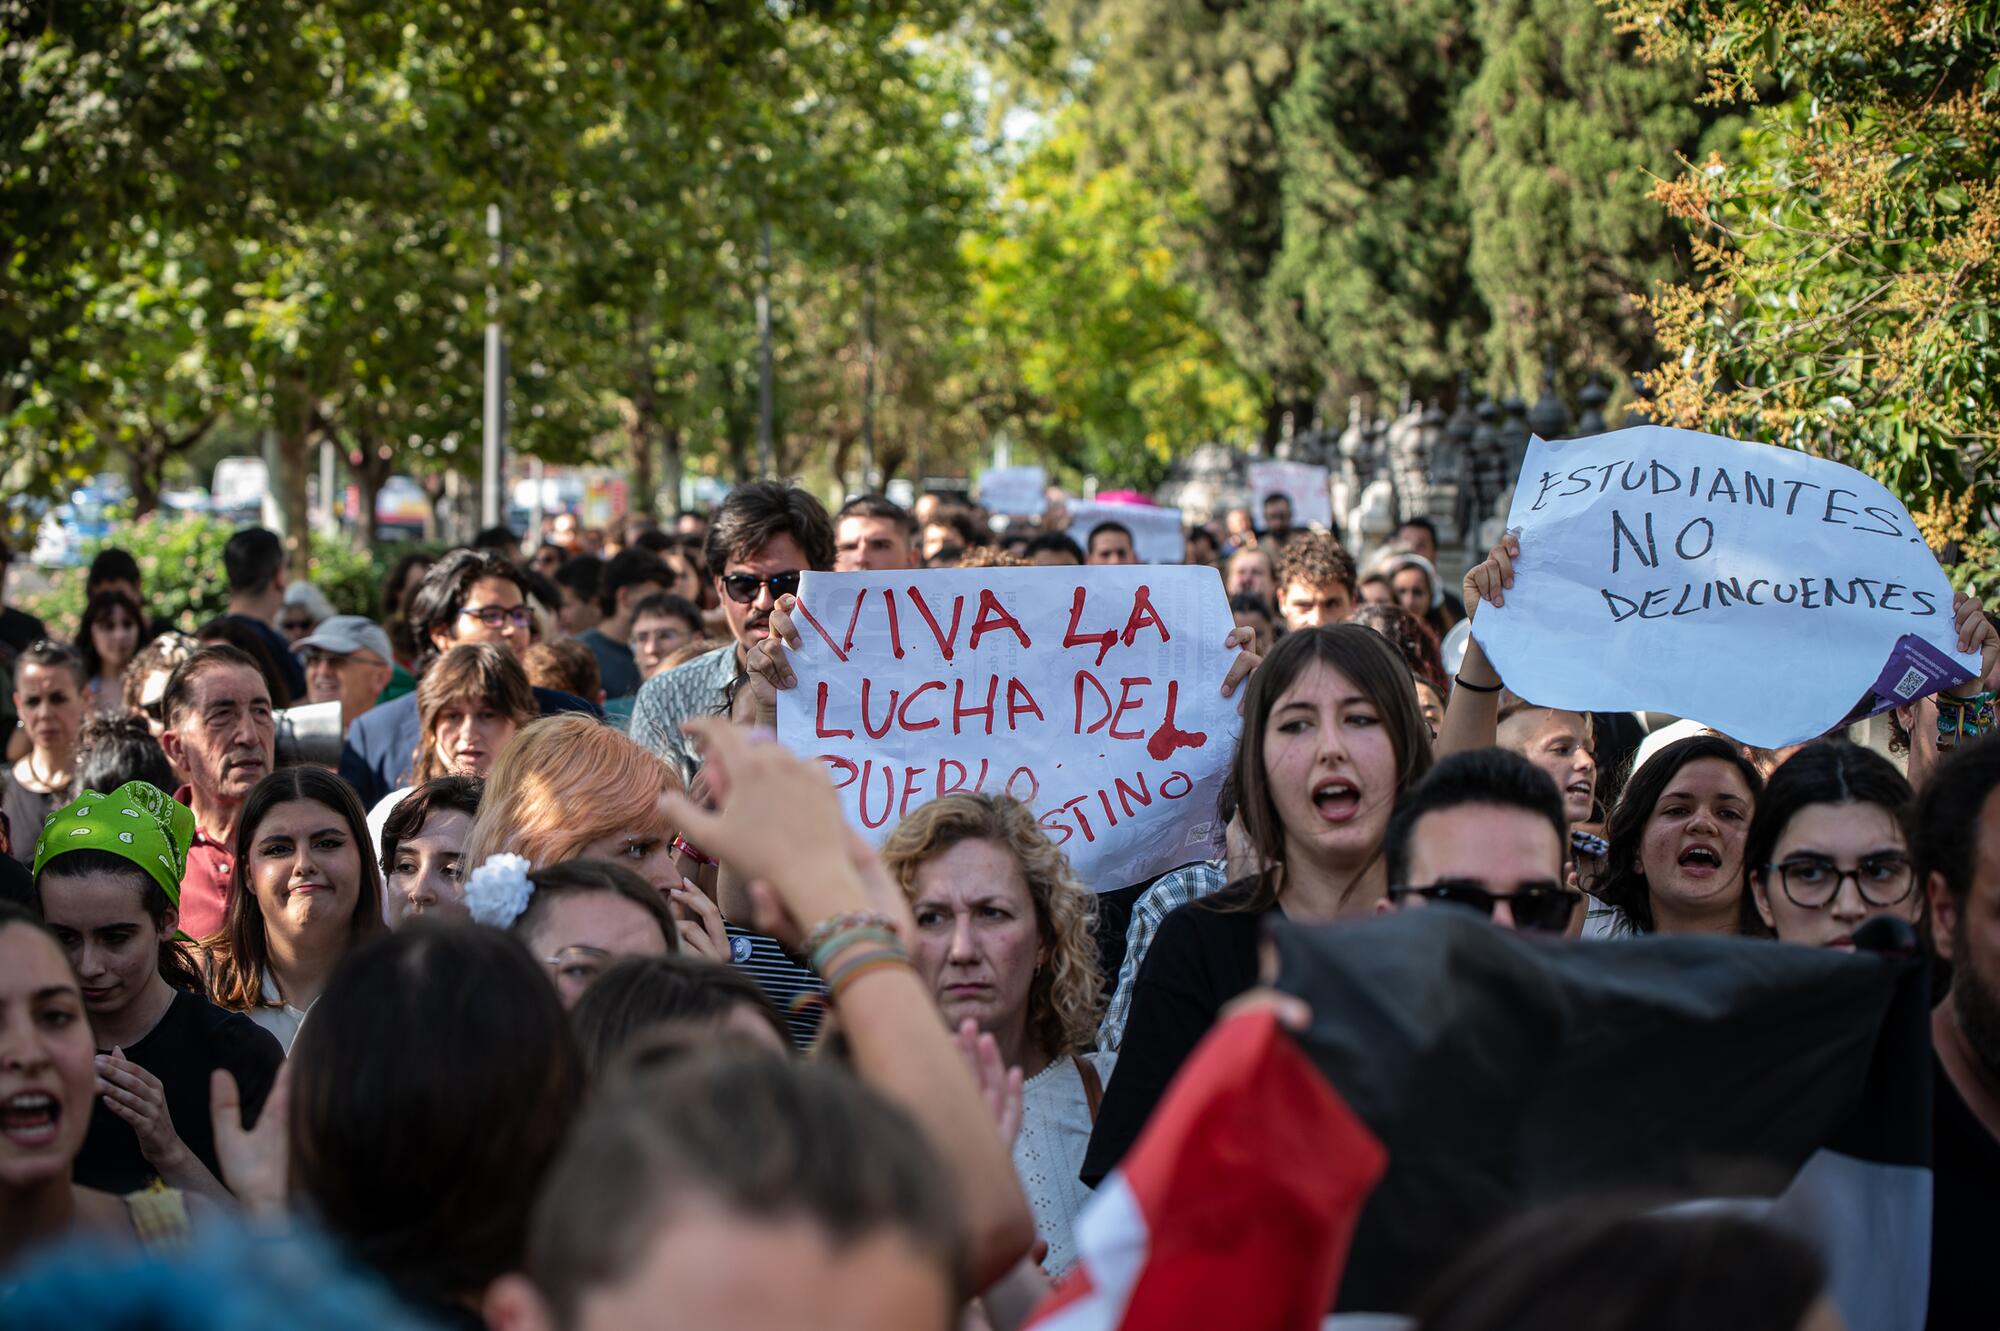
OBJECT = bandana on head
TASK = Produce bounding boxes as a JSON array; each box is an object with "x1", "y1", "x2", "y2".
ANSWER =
[{"x1": 33, "y1": 781, "x2": 195, "y2": 906}]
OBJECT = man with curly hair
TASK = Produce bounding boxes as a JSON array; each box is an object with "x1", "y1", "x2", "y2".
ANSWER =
[{"x1": 1275, "y1": 530, "x2": 1358, "y2": 630}]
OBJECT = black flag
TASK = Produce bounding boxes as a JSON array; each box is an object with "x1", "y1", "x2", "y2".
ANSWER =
[{"x1": 1273, "y1": 910, "x2": 1931, "y2": 1327}]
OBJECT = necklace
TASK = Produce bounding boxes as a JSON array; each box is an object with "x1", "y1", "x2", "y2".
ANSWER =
[{"x1": 25, "y1": 752, "x2": 69, "y2": 792}]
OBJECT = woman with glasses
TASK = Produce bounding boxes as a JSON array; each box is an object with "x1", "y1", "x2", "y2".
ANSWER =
[
  {"x1": 77, "y1": 591, "x2": 147, "y2": 718},
  {"x1": 2, "y1": 641, "x2": 87, "y2": 864},
  {"x1": 1742, "y1": 740, "x2": 1920, "y2": 948},
  {"x1": 278, "y1": 583, "x2": 336, "y2": 646},
  {"x1": 465, "y1": 857, "x2": 676, "y2": 1008}
]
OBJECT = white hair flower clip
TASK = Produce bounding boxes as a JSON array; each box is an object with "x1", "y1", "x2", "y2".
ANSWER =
[{"x1": 464, "y1": 853, "x2": 534, "y2": 928}]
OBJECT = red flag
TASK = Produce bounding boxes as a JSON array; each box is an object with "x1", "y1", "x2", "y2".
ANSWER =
[{"x1": 1027, "y1": 1009, "x2": 1386, "y2": 1331}]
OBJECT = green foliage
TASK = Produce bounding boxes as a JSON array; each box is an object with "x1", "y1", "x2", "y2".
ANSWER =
[
  {"x1": 1615, "y1": 0, "x2": 2000, "y2": 593},
  {"x1": 1458, "y1": 0, "x2": 1719, "y2": 392},
  {"x1": 959, "y1": 125, "x2": 1265, "y2": 489},
  {"x1": 19, "y1": 514, "x2": 400, "y2": 638}
]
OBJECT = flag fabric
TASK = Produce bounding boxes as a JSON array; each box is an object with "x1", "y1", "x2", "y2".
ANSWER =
[
  {"x1": 1269, "y1": 909, "x2": 1932, "y2": 1327},
  {"x1": 1026, "y1": 1008, "x2": 1387, "y2": 1331}
]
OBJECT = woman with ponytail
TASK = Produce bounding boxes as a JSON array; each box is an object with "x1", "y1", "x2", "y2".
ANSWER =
[{"x1": 31, "y1": 781, "x2": 284, "y2": 1200}]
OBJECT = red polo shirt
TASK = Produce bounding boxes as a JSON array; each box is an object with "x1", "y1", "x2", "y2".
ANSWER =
[{"x1": 173, "y1": 786, "x2": 236, "y2": 942}]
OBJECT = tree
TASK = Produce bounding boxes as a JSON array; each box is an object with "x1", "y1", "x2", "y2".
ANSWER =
[
  {"x1": 1268, "y1": 0, "x2": 1484, "y2": 403},
  {"x1": 1457, "y1": 0, "x2": 1721, "y2": 394},
  {"x1": 959, "y1": 125, "x2": 1265, "y2": 490},
  {"x1": 1613, "y1": 0, "x2": 2000, "y2": 590}
]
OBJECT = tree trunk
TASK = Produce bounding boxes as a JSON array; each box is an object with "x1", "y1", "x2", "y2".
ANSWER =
[
  {"x1": 629, "y1": 416, "x2": 657, "y2": 521},
  {"x1": 350, "y1": 435, "x2": 393, "y2": 552},
  {"x1": 272, "y1": 376, "x2": 315, "y2": 582},
  {"x1": 127, "y1": 437, "x2": 164, "y2": 519},
  {"x1": 661, "y1": 425, "x2": 684, "y2": 518}
]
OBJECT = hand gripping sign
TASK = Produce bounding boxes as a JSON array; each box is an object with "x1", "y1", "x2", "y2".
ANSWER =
[
  {"x1": 777, "y1": 566, "x2": 1243, "y2": 889},
  {"x1": 1473, "y1": 425, "x2": 1977, "y2": 748}
]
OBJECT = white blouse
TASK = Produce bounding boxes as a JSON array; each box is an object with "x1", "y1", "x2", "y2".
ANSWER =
[
  {"x1": 245, "y1": 970, "x2": 311, "y2": 1054},
  {"x1": 1014, "y1": 1050, "x2": 1115, "y2": 1276}
]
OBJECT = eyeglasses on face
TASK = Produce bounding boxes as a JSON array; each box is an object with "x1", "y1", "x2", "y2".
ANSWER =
[
  {"x1": 719, "y1": 571, "x2": 803, "y2": 606},
  {"x1": 457, "y1": 605, "x2": 533, "y2": 629},
  {"x1": 1388, "y1": 879, "x2": 1581, "y2": 933},
  {"x1": 1763, "y1": 854, "x2": 1915, "y2": 910}
]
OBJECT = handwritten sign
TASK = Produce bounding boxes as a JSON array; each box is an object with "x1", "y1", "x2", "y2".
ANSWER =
[
  {"x1": 1248, "y1": 460, "x2": 1334, "y2": 530},
  {"x1": 1473, "y1": 425, "x2": 1976, "y2": 747},
  {"x1": 1065, "y1": 500, "x2": 1186, "y2": 564},
  {"x1": 777, "y1": 566, "x2": 1241, "y2": 889},
  {"x1": 977, "y1": 465, "x2": 1049, "y2": 517}
]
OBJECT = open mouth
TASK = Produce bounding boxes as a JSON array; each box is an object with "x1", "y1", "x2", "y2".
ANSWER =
[
  {"x1": 1677, "y1": 845, "x2": 1722, "y2": 875},
  {"x1": 1565, "y1": 780, "x2": 1593, "y2": 799},
  {"x1": 1312, "y1": 778, "x2": 1361, "y2": 823},
  {"x1": 0, "y1": 1091, "x2": 61, "y2": 1147}
]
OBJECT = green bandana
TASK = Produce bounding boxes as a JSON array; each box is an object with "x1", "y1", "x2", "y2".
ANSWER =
[{"x1": 33, "y1": 781, "x2": 196, "y2": 906}]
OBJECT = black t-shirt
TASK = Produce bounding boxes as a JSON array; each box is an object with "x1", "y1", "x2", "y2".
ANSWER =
[
  {"x1": 0, "y1": 604, "x2": 47, "y2": 657},
  {"x1": 1930, "y1": 1053, "x2": 2000, "y2": 1330},
  {"x1": 72, "y1": 988, "x2": 286, "y2": 1195},
  {"x1": 1081, "y1": 882, "x2": 1269, "y2": 1187},
  {"x1": 220, "y1": 612, "x2": 308, "y2": 705}
]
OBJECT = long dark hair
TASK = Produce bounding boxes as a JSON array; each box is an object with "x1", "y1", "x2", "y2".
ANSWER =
[
  {"x1": 1231, "y1": 624, "x2": 1434, "y2": 912},
  {"x1": 34, "y1": 849, "x2": 203, "y2": 994},
  {"x1": 207, "y1": 767, "x2": 386, "y2": 1011},
  {"x1": 77, "y1": 589, "x2": 147, "y2": 682},
  {"x1": 1740, "y1": 740, "x2": 1913, "y2": 936},
  {"x1": 1595, "y1": 734, "x2": 1764, "y2": 934},
  {"x1": 290, "y1": 923, "x2": 583, "y2": 1309}
]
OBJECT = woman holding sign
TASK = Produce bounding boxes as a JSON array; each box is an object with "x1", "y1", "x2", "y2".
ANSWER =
[{"x1": 1081, "y1": 624, "x2": 1434, "y2": 1186}]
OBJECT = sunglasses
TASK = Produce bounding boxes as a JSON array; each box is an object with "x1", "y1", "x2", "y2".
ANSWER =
[
  {"x1": 719, "y1": 571, "x2": 803, "y2": 606},
  {"x1": 1389, "y1": 879, "x2": 1581, "y2": 933},
  {"x1": 139, "y1": 697, "x2": 167, "y2": 725}
]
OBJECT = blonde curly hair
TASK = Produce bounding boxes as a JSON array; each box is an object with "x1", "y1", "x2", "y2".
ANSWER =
[{"x1": 879, "y1": 793, "x2": 1101, "y2": 1059}]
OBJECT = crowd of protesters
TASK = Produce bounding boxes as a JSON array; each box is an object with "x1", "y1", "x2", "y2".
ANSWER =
[{"x1": 0, "y1": 478, "x2": 1996, "y2": 1331}]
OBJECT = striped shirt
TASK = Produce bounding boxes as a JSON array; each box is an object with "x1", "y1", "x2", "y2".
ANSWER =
[
  {"x1": 725, "y1": 923, "x2": 827, "y2": 1048},
  {"x1": 1097, "y1": 859, "x2": 1230, "y2": 1052},
  {"x1": 627, "y1": 642, "x2": 741, "y2": 783}
]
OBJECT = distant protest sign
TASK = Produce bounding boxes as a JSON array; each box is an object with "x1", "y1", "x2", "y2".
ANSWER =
[
  {"x1": 1473, "y1": 425, "x2": 1976, "y2": 748},
  {"x1": 777, "y1": 566, "x2": 1240, "y2": 888},
  {"x1": 1248, "y1": 460, "x2": 1333, "y2": 530},
  {"x1": 977, "y1": 465, "x2": 1048, "y2": 517},
  {"x1": 1066, "y1": 501, "x2": 1186, "y2": 564}
]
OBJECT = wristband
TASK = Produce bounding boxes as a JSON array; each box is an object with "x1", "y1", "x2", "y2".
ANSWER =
[
  {"x1": 825, "y1": 943, "x2": 914, "y2": 1002},
  {"x1": 809, "y1": 926, "x2": 902, "y2": 976},
  {"x1": 1453, "y1": 675, "x2": 1504, "y2": 694},
  {"x1": 801, "y1": 910, "x2": 899, "y2": 963}
]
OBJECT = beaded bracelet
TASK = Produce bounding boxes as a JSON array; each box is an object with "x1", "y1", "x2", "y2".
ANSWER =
[
  {"x1": 809, "y1": 925, "x2": 902, "y2": 976},
  {"x1": 1938, "y1": 690, "x2": 1997, "y2": 749},
  {"x1": 825, "y1": 943, "x2": 914, "y2": 1003},
  {"x1": 801, "y1": 910, "x2": 899, "y2": 962}
]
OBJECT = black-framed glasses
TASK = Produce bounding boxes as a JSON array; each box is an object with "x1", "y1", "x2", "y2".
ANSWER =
[
  {"x1": 1389, "y1": 879, "x2": 1582, "y2": 934},
  {"x1": 457, "y1": 605, "x2": 533, "y2": 629},
  {"x1": 1763, "y1": 854, "x2": 1915, "y2": 910},
  {"x1": 719, "y1": 571, "x2": 802, "y2": 606}
]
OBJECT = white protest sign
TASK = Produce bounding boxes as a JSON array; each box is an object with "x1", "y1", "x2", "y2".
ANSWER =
[
  {"x1": 1067, "y1": 501, "x2": 1186, "y2": 564},
  {"x1": 777, "y1": 566, "x2": 1240, "y2": 889},
  {"x1": 978, "y1": 465, "x2": 1049, "y2": 517},
  {"x1": 1248, "y1": 460, "x2": 1334, "y2": 530},
  {"x1": 1473, "y1": 425, "x2": 1975, "y2": 747}
]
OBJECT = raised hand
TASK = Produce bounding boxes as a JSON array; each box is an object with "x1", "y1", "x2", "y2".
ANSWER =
[
  {"x1": 1463, "y1": 530, "x2": 1522, "y2": 617},
  {"x1": 1951, "y1": 592, "x2": 1999, "y2": 690},
  {"x1": 211, "y1": 1062, "x2": 291, "y2": 1217},
  {"x1": 955, "y1": 1019, "x2": 1025, "y2": 1146}
]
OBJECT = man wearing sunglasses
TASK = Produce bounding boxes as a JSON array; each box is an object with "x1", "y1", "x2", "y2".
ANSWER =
[
  {"x1": 339, "y1": 549, "x2": 602, "y2": 806},
  {"x1": 630, "y1": 481, "x2": 834, "y2": 783},
  {"x1": 1381, "y1": 746, "x2": 1582, "y2": 936}
]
